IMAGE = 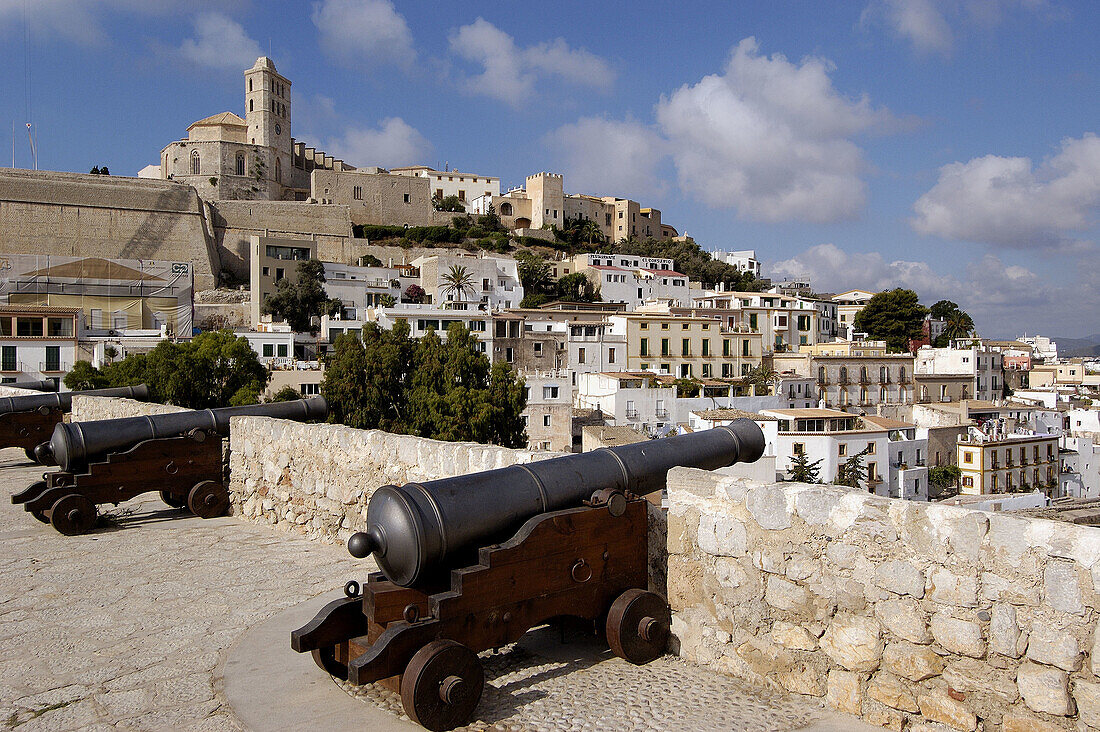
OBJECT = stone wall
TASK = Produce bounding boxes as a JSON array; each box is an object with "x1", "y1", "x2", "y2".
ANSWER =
[
  {"x1": 666, "y1": 467, "x2": 1100, "y2": 731},
  {"x1": 0, "y1": 386, "x2": 41, "y2": 397},
  {"x1": 0, "y1": 169, "x2": 220, "y2": 291},
  {"x1": 70, "y1": 396, "x2": 189, "y2": 423},
  {"x1": 227, "y1": 416, "x2": 567, "y2": 543}
]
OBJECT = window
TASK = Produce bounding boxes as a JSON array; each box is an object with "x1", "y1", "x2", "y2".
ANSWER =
[
  {"x1": 262, "y1": 266, "x2": 269, "y2": 277},
  {"x1": 702, "y1": 339, "x2": 710, "y2": 357},
  {"x1": 867, "y1": 463, "x2": 878, "y2": 481},
  {"x1": 506, "y1": 347, "x2": 514, "y2": 362},
  {"x1": 702, "y1": 364, "x2": 712, "y2": 377},
  {"x1": 793, "y1": 443, "x2": 805, "y2": 455},
  {"x1": 742, "y1": 340, "x2": 750, "y2": 357},
  {"x1": 190, "y1": 150, "x2": 200, "y2": 175},
  {"x1": 543, "y1": 386, "x2": 559, "y2": 399},
  {"x1": 46, "y1": 318, "x2": 72, "y2": 337},
  {"x1": 640, "y1": 338, "x2": 649, "y2": 357},
  {"x1": 682, "y1": 338, "x2": 690, "y2": 356},
  {"x1": 578, "y1": 347, "x2": 585, "y2": 364},
  {"x1": 661, "y1": 338, "x2": 670, "y2": 356},
  {"x1": 608, "y1": 347, "x2": 616, "y2": 364},
  {"x1": 838, "y1": 443, "x2": 847, "y2": 457},
  {"x1": 866, "y1": 442, "x2": 876, "y2": 455},
  {"x1": 275, "y1": 268, "x2": 285, "y2": 280},
  {"x1": 44, "y1": 346, "x2": 60, "y2": 372},
  {"x1": 723, "y1": 339, "x2": 731, "y2": 357},
  {"x1": 262, "y1": 343, "x2": 274, "y2": 357},
  {"x1": 1, "y1": 346, "x2": 14, "y2": 371},
  {"x1": 661, "y1": 323, "x2": 670, "y2": 330},
  {"x1": 963, "y1": 451, "x2": 973, "y2": 464},
  {"x1": 353, "y1": 186, "x2": 362, "y2": 200},
  {"x1": 533, "y1": 342, "x2": 543, "y2": 356},
  {"x1": 277, "y1": 344, "x2": 288, "y2": 357},
  {"x1": 16, "y1": 318, "x2": 43, "y2": 337},
  {"x1": 962, "y1": 476, "x2": 974, "y2": 487},
  {"x1": 403, "y1": 193, "x2": 411, "y2": 203},
  {"x1": 236, "y1": 153, "x2": 245, "y2": 176},
  {"x1": 749, "y1": 314, "x2": 758, "y2": 330}
]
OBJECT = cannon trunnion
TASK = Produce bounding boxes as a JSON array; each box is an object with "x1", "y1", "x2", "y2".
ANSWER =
[
  {"x1": 0, "y1": 385, "x2": 149, "y2": 462},
  {"x1": 12, "y1": 396, "x2": 328, "y2": 534},
  {"x1": 293, "y1": 420, "x2": 765, "y2": 731}
]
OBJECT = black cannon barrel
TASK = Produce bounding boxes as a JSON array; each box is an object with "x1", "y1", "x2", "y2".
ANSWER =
[
  {"x1": 0, "y1": 385, "x2": 149, "y2": 417},
  {"x1": 37, "y1": 396, "x2": 328, "y2": 471},
  {"x1": 348, "y1": 419, "x2": 766, "y2": 587},
  {"x1": 7, "y1": 380, "x2": 57, "y2": 392}
]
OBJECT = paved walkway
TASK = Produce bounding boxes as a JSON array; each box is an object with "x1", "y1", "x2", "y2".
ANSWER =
[{"x1": 0, "y1": 449, "x2": 875, "y2": 731}]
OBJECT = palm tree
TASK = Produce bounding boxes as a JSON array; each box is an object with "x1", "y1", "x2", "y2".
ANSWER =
[
  {"x1": 441, "y1": 265, "x2": 475, "y2": 302},
  {"x1": 943, "y1": 310, "x2": 975, "y2": 341},
  {"x1": 578, "y1": 219, "x2": 605, "y2": 248},
  {"x1": 744, "y1": 365, "x2": 779, "y2": 395}
]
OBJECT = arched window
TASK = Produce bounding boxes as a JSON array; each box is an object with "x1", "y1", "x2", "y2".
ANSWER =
[
  {"x1": 249, "y1": 99, "x2": 254, "y2": 112},
  {"x1": 880, "y1": 366, "x2": 888, "y2": 382},
  {"x1": 189, "y1": 150, "x2": 200, "y2": 175},
  {"x1": 839, "y1": 367, "x2": 848, "y2": 383},
  {"x1": 899, "y1": 366, "x2": 906, "y2": 381},
  {"x1": 817, "y1": 366, "x2": 826, "y2": 383},
  {"x1": 500, "y1": 202, "x2": 513, "y2": 216},
  {"x1": 236, "y1": 153, "x2": 245, "y2": 176},
  {"x1": 860, "y1": 366, "x2": 868, "y2": 382},
  {"x1": 274, "y1": 157, "x2": 282, "y2": 183},
  {"x1": 248, "y1": 78, "x2": 253, "y2": 92}
]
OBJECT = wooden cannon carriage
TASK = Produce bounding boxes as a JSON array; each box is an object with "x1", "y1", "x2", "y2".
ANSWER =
[
  {"x1": 293, "y1": 421, "x2": 765, "y2": 731},
  {"x1": 11, "y1": 397, "x2": 328, "y2": 535}
]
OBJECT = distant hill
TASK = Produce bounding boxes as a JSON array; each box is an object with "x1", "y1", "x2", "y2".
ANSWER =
[{"x1": 1055, "y1": 334, "x2": 1100, "y2": 358}]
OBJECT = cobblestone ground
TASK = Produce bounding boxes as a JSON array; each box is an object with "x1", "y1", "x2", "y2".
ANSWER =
[{"x1": 0, "y1": 449, "x2": 853, "y2": 731}]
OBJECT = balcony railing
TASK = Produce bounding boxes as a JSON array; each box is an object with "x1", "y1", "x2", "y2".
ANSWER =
[
  {"x1": 39, "y1": 362, "x2": 69, "y2": 373},
  {"x1": 625, "y1": 409, "x2": 639, "y2": 420},
  {"x1": 655, "y1": 409, "x2": 669, "y2": 419}
]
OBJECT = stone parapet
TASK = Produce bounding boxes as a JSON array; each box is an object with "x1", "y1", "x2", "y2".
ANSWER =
[
  {"x1": 0, "y1": 386, "x2": 41, "y2": 397},
  {"x1": 227, "y1": 416, "x2": 567, "y2": 544},
  {"x1": 667, "y1": 467, "x2": 1100, "y2": 731},
  {"x1": 69, "y1": 396, "x2": 189, "y2": 422}
]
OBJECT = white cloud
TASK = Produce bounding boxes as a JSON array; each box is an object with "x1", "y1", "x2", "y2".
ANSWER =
[
  {"x1": 911, "y1": 133, "x2": 1100, "y2": 248},
  {"x1": 176, "y1": 12, "x2": 262, "y2": 71},
  {"x1": 765, "y1": 243, "x2": 1093, "y2": 337},
  {"x1": 448, "y1": 18, "x2": 614, "y2": 105},
  {"x1": 311, "y1": 0, "x2": 415, "y2": 69},
  {"x1": 0, "y1": 0, "x2": 241, "y2": 45},
  {"x1": 324, "y1": 117, "x2": 432, "y2": 169},
  {"x1": 861, "y1": 0, "x2": 1064, "y2": 57},
  {"x1": 543, "y1": 117, "x2": 666, "y2": 201}
]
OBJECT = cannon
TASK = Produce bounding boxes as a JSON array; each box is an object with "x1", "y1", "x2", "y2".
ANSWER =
[
  {"x1": 0, "y1": 385, "x2": 150, "y2": 461},
  {"x1": 6, "y1": 379, "x2": 57, "y2": 392},
  {"x1": 12, "y1": 396, "x2": 328, "y2": 535},
  {"x1": 292, "y1": 420, "x2": 765, "y2": 731}
]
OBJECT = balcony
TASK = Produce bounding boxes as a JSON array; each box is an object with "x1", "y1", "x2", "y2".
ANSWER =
[
  {"x1": 625, "y1": 409, "x2": 639, "y2": 420},
  {"x1": 655, "y1": 408, "x2": 669, "y2": 419},
  {"x1": 39, "y1": 361, "x2": 69, "y2": 373}
]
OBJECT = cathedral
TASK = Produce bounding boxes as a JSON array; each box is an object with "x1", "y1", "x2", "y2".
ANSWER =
[{"x1": 159, "y1": 57, "x2": 350, "y2": 201}]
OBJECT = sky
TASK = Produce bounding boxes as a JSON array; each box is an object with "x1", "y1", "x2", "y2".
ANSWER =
[{"x1": 0, "y1": 0, "x2": 1097, "y2": 340}]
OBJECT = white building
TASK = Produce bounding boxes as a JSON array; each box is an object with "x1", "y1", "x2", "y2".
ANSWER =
[
  {"x1": 915, "y1": 344, "x2": 1003, "y2": 402},
  {"x1": 832, "y1": 289, "x2": 876, "y2": 339},
  {"x1": 0, "y1": 306, "x2": 80, "y2": 387},
  {"x1": 329, "y1": 303, "x2": 492, "y2": 353},
  {"x1": 691, "y1": 291, "x2": 820, "y2": 354},
  {"x1": 710, "y1": 250, "x2": 762, "y2": 278},
  {"x1": 1019, "y1": 334, "x2": 1058, "y2": 362},
  {"x1": 413, "y1": 253, "x2": 523, "y2": 311},
  {"x1": 1069, "y1": 408, "x2": 1100, "y2": 437},
  {"x1": 566, "y1": 319, "x2": 627, "y2": 389},
  {"x1": 1061, "y1": 436, "x2": 1100, "y2": 499},
  {"x1": 573, "y1": 253, "x2": 690, "y2": 308},
  {"x1": 521, "y1": 369, "x2": 572, "y2": 452},
  {"x1": 323, "y1": 261, "x2": 420, "y2": 316},
  {"x1": 759, "y1": 408, "x2": 928, "y2": 501},
  {"x1": 240, "y1": 327, "x2": 296, "y2": 368},
  {"x1": 389, "y1": 165, "x2": 500, "y2": 208}
]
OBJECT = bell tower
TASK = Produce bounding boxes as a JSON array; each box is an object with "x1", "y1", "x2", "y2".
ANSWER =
[{"x1": 244, "y1": 57, "x2": 291, "y2": 154}]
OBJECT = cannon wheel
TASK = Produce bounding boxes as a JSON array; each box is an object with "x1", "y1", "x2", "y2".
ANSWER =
[
  {"x1": 49, "y1": 493, "x2": 98, "y2": 536},
  {"x1": 187, "y1": 481, "x2": 229, "y2": 519},
  {"x1": 159, "y1": 491, "x2": 187, "y2": 510},
  {"x1": 400, "y1": 639, "x2": 484, "y2": 732},
  {"x1": 606, "y1": 588, "x2": 670, "y2": 665},
  {"x1": 310, "y1": 647, "x2": 349, "y2": 681}
]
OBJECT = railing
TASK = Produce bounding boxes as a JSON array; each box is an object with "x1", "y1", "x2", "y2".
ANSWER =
[
  {"x1": 625, "y1": 409, "x2": 639, "y2": 420},
  {"x1": 39, "y1": 361, "x2": 69, "y2": 373},
  {"x1": 655, "y1": 409, "x2": 669, "y2": 419}
]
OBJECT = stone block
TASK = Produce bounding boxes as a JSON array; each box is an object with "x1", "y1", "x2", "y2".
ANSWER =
[
  {"x1": 874, "y1": 597, "x2": 932, "y2": 644},
  {"x1": 764, "y1": 576, "x2": 810, "y2": 613},
  {"x1": 1073, "y1": 678, "x2": 1100, "y2": 729},
  {"x1": 771, "y1": 621, "x2": 818, "y2": 651},
  {"x1": 752, "y1": 546, "x2": 785, "y2": 574},
  {"x1": 866, "y1": 670, "x2": 919, "y2": 713},
  {"x1": 1016, "y1": 661, "x2": 1073, "y2": 716},
  {"x1": 882, "y1": 641, "x2": 945, "y2": 681},
  {"x1": 784, "y1": 554, "x2": 819, "y2": 583},
  {"x1": 929, "y1": 566, "x2": 979, "y2": 607},
  {"x1": 930, "y1": 611, "x2": 986, "y2": 658},
  {"x1": 981, "y1": 571, "x2": 1041, "y2": 606},
  {"x1": 667, "y1": 556, "x2": 705, "y2": 609},
  {"x1": 696, "y1": 515, "x2": 747, "y2": 557},
  {"x1": 874, "y1": 559, "x2": 926, "y2": 598},
  {"x1": 917, "y1": 691, "x2": 978, "y2": 731},
  {"x1": 1001, "y1": 708, "x2": 1069, "y2": 732},
  {"x1": 820, "y1": 613, "x2": 883, "y2": 672},
  {"x1": 825, "y1": 668, "x2": 862, "y2": 715},
  {"x1": 793, "y1": 486, "x2": 839, "y2": 526},
  {"x1": 944, "y1": 512, "x2": 989, "y2": 566},
  {"x1": 990, "y1": 603, "x2": 1026, "y2": 658},
  {"x1": 825, "y1": 542, "x2": 858, "y2": 569},
  {"x1": 1044, "y1": 561, "x2": 1085, "y2": 616},
  {"x1": 745, "y1": 485, "x2": 791, "y2": 530},
  {"x1": 861, "y1": 700, "x2": 905, "y2": 730},
  {"x1": 1092, "y1": 620, "x2": 1100, "y2": 677},
  {"x1": 1025, "y1": 624, "x2": 1082, "y2": 672},
  {"x1": 713, "y1": 557, "x2": 750, "y2": 591},
  {"x1": 776, "y1": 660, "x2": 826, "y2": 696},
  {"x1": 942, "y1": 657, "x2": 1019, "y2": 704}
]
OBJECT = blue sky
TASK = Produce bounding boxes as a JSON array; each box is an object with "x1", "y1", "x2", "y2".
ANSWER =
[{"x1": 1, "y1": 0, "x2": 1097, "y2": 339}]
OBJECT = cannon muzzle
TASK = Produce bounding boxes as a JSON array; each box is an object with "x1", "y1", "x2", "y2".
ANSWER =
[
  {"x1": 37, "y1": 396, "x2": 328, "y2": 471},
  {"x1": 348, "y1": 419, "x2": 765, "y2": 587},
  {"x1": 0, "y1": 384, "x2": 149, "y2": 418},
  {"x1": 6, "y1": 380, "x2": 57, "y2": 392}
]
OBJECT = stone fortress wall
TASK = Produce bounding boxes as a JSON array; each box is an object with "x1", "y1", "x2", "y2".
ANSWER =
[
  {"x1": 70, "y1": 395, "x2": 188, "y2": 423},
  {"x1": 60, "y1": 400, "x2": 1100, "y2": 730},
  {"x1": 666, "y1": 466, "x2": 1100, "y2": 731}
]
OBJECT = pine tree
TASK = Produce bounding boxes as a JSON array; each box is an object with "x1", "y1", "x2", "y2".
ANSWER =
[
  {"x1": 788, "y1": 451, "x2": 822, "y2": 483},
  {"x1": 836, "y1": 448, "x2": 871, "y2": 489}
]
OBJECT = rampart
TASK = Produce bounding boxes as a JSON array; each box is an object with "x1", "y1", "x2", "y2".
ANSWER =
[
  {"x1": 70, "y1": 395, "x2": 188, "y2": 423},
  {"x1": 0, "y1": 169, "x2": 220, "y2": 290},
  {"x1": 666, "y1": 467, "x2": 1100, "y2": 730}
]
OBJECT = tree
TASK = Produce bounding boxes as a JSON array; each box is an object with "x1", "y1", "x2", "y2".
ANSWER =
[
  {"x1": 260, "y1": 259, "x2": 341, "y2": 332},
  {"x1": 674, "y1": 378, "x2": 700, "y2": 398},
  {"x1": 744, "y1": 365, "x2": 779, "y2": 395},
  {"x1": 65, "y1": 331, "x2": 267, "y2": 408},
  {"x1": 435, "y1": 195, "x2": 465, "y2": 212},
  {"x1": 378, "y1": 294, "x2": 396, "y2": 308},
  {"x1": 611, "y1": 236, "x2": 761, "y2": 291},
  {"x1": 788, "y1": 451, "x2": 822, "y2": 483},
  {"x1": 929, "y1": 465, "x2": 962, "y2": 499},
  {"x1": 269, "y1": 386, "x2": 303, "y2": 402},
  {"x1": 359, "y1": 253, "x2": 383, "y2": 267},
  {"x1": 556, "y1": 272, "x2": 599, "y2": 302},
  {"x1": 836, "y1": 448, "x2": 871, "y2": 489},
  {"x1": 515, "y1": 251, "x2": 553, "y2": 294},
  {"x1": 929, "y1": 300, "x2": 976, "y2": 342},
  {"x1": 402, "y1": 284, "x2": 426, "y2": 303},
  {"x1": 852, "y1": 289, "x2": 928, "y2": 352},
  {"x1": 440, "y1": 265, "x2": 476, "y2": 302}
]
